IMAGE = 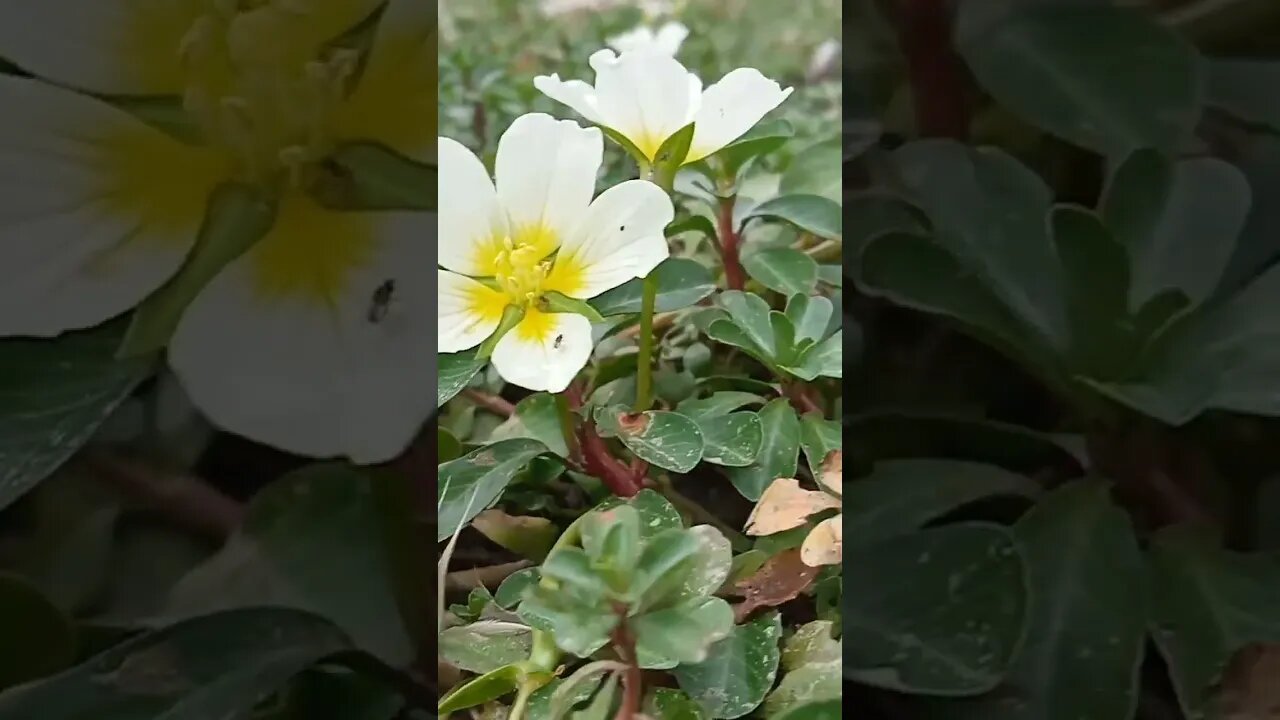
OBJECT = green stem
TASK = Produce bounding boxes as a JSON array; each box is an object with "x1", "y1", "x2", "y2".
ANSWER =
[
  {"x1": 633, "y1": 275, "x2": 658, "y2": 412},
  {"x1": 508, "y1": 679, "x2": 538, "y2": 720}
]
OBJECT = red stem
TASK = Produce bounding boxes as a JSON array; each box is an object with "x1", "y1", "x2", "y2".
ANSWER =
[
  {"x1": 611, "y1": 617, "x2": 643, "y2": 720},
  {"x1": 565, "y1": 382, "x2": 643, "y2": 497},
  {"x1": 896, "y1": 0, "x2": 970, "y2": 139},
  {"x1": 717, "y1": 196, "x2": 746, "y2": 291},
  {"x1": 782, "y1": 383, "x2": 823, "y2": 416},
  {"x1": 463, "y1": 389, "x2": 515, "y2": 417}
]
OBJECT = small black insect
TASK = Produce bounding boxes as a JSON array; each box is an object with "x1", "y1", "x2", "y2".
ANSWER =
[
  {"x1": 368, "y1": 279, "x2": 395, "y2": 323},
  {"x1": 553, "y1": 334, "x2": 564, "y2": 349}
]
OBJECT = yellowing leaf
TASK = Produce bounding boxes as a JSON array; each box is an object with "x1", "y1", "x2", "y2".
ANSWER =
[
  {"x1": 817, "y1": 450, "x2": 842, "y2": 497},
  {"x1": 744, "y1": 478, "x2": 840, "y2": 536},
  {"x1": 801, "y1": 516, "x2": 842, "y2": 567},
  {"x1": 471, "y1": 509, "x2": 558, "y2": 561}
]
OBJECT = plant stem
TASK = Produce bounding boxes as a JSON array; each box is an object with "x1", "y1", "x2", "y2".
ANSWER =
[
  {"x1": 464, "y1": 388, "x2": 515, "y2": 417},
  {"x1": 634, "y1": 275, "x2": 658, "y2": 412},
  {"x1": 508, "y1": 679, "x2": 537, "y2": 720},
  {"x1": 717, "y1": 195, "x2": 746, "y2": 290},
  {"x1": 555, "y1": 392, "x2": 579, "y2": 460},
  {"x1": 610, "y1": 617, "x2": 643, "y2": 720},
  {"x1": 896, "y1": 0, "x2": 970, "y2": 139}
]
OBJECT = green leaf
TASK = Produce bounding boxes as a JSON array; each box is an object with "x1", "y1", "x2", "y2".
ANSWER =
[
  {"x1": 314, "y1": 141, "x2": 435, "y2": 211},
  {"x1": 782, "y1": 330, "x2": 842, "y2": 380},
  {"x1": 675, "y1": 392, "x2": 765, "y2": 420},
  {"x1": 590, "y1": 258, "x2": 716, "y2": 316},
  {"x1": 724, "y1": 399, "x2": 799, "y2": 501},
  {"x1": 495, "y1": 568, "x2": 540, "y2": 609},
  {"x1": 711, "y1": 119, "x2": 794, "y2": 178},
  {"x1": 956, "y1": 3, "x2": 1201, "y2": 156},
  {"x1": 438, "y1": 351, "x2": 485, "y2": 407},
  {"x1": 439, "y1": 621, "x2": 532, "y2": 675},
  {"x1": 160, "y1": 463, "x2": 412, "y2": 665},
  {"x1": 604, "y1": 489, "x2": 684, "y2": 541},
  {"x1": 889, "y1": 140, "x2": 1068, "y2": 350},
  {"x1": 714, "y1": 291, "x2": 776, "y2": 355},
  {"x1": 629, "y1": 528, "x2": 704, "y2": 605},
  {"x1": 645, "y1": 688, "x2": 707, "y2": 720},
  {"x1": 0, "y1": 574, "x2": 75, "y2": 690},
  {"x1": 542, "y1": 291, "x2": 606, "y2": 323},
  {"x1": 1089, "y1": 264, "x2": 1280, "y2": 423},
  {"x1": 844, "y1": 411, "x2": 1084, "y2": 476},
  {"x1": 784, "y1": 294, "x2": 835, "y2": 345},
  {"x1": 1208, "y1": 59, "x2": 1280, "y2": 132},
  {"x1": 437, "y1": 663, "x2": 523, "y2": 714},
  {"x1": 696, "y1": 412, "x2": 763, "y2": 467},
  {"x1": 856, "y1": 233, "x2": 1048, "y2": 369},
  {"x1": 779, "y1": 138, "x2": 842, "y2": 203},
  {"x1": 667, "y1": 215, "x2": 719, "y2": 243},
  {"x1": 1052, "y1": 206, "x2": 1135, "y2": 377},
  {"x1": 798, "y1": 414, "x2": 841, "y2": 476},
  {"x1": 518, "y1": 586, "x2": 616, "y2": 658},
  {"x1": 673, "y1": 611, "x2": 782, "y2": 719},
  {"x1": 669, "y1": 526, "x2": 733, "y2": 604},
  {"x1": 843, "y1": 460, "x2": 1040, "y2": 549},
  {"x1": 766, "y1": 620, "x2": 841, "y2": 717},
  {"x1": 634, "y1": 596, "x2": 735, "y2": 668},
  {"x1": 655, "y1": 123, "x2": 696, "y2": 175},
  {"x1": 1147, "y1": 526, "x2": 1280, "y2": 718},
  {"x1": 593, "y1": 407, "x2": 704, "y2": 473},
  {"x1": 438, "y1": 428, "x2": 463, "y2": 463},
  {"x1": 1101, "y1": 148, "x2": 1250, "y2": 310},
  {"x1": 739, "y1": 194, "x2": 842, "y2": 240},
  {"x1": 935, "y1": 480, "x2": 1147, "y2": 719},
  {"x1": 0, "y1": 607, "x2": 351, "y2": 719},
  {"x1": 120, "y1": 184, "x2": 277, "y2": 356},
  {"x1": 844, "y1": 193, "x2": 926, "y2": 257},
  {"x1": 844, "y1": 524, "x2": 1028, "y2": 696},
  {"x1": 772, "y1": 700, "x2": 841, "y2": 720},
  {"x1": 437, "y1": 439, "x2": 549, "y2": 541},
  {"x1": 742, "y1": 248, "x2": 818, "y2": 296},
  {"x1": 582, "y1": 505, "x2": 641, "y2": 571},
  {"x1": 526, "y1": 676, "x2": 602, "y2": 720},
  {"x1": 515, "y1": 393, "x2": 570, "y2": 457},
  {"x1": 0, "y1": 318, "x2": 152, "y2": 512}
]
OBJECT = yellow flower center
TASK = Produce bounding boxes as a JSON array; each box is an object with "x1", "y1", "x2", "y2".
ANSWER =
[
  {"x1": 177, "y1": 1, "x2": 359, "y2": 189},
  {"x1": 493, "y1": 237, "x2": 552, "y2": 305}
]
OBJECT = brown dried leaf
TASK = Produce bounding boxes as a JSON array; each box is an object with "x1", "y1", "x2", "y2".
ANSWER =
[
  {"x1": 800, "y1": 515, "x2": 842, "y2": 567},
  {"x1": 730, "y1": 548, "x2": 820, "y2": 622},
  {"x1": 744, "y1": 478, "x2": 841, "y2": 536},
  {"x1": 817, "y1": 450, "x2": 842, "y2": 497},
  {"x1": 1216, "y1": 643, "x2": 1280, "y2": 720}
]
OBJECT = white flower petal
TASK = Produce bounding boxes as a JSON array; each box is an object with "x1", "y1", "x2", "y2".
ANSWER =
[
  {"x1": 653, "y1": 22, "x2": 689, "y2": 56},
  {"x1": 0, "y1": 76, "x2": 224, "y2": 337},
  {"x1": 495, "y1": 113, "x2": 601, "y2": 243},
  {"x1": 490, "y1": 311, "x2": 592, "y2": 393},
  {"x1": 438, "y1": 270, "x2": 505, "y2": 353},
  {"x1": 687, "y1": 68, "x2": 793, "y2": 162},
  {"x1": 588, "y1": 50, "x2": 699, "y2": 161},
  {"x1": 532, "y1": 74, "x2": 605, "y2": 126},
  {"x1": 0, "y1": 0, "x2": 206, "y2": 95},
  {"x1": 337, "y1": 0, "x2": 434, "y2": 162},
  {"x1": 438, "y1": 136, "x2": 507, "y2": 276},
  {"x1": 547, "y1": 180, "x2": 672, "y2": 299},
  {"x1": 170, "y1": 199, "x2": 435, "y2": 464}
]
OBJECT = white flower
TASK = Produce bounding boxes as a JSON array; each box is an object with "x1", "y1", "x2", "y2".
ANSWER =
[
  {"x1": 0, "y1": 0, "x2": 436, "y2": 463},
  {"x1": 534, "y1": 49, "x2": 792, "y2": 165},
  {"x1": 438, "y1": 113, "x2": 674, "y2": 393},
  {"x1": 608, "y1": 21, "x2": 688, "y2": 56}
]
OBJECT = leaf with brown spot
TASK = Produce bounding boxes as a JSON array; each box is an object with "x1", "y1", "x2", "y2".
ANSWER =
[
  {"x1": 730, "y1": 548, "x2": 819, "y2": 622},
  {"x1": 744, "y1": 478, "x2": 840, "y2": 536},
  {"x1": 1216, "y1": 643, "x2": 1280, "y2": 720}
]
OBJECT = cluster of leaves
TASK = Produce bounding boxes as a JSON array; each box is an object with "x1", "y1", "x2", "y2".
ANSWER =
[{"x1": 837, "y1": 1, "x2": 1280, "y2": 719}]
